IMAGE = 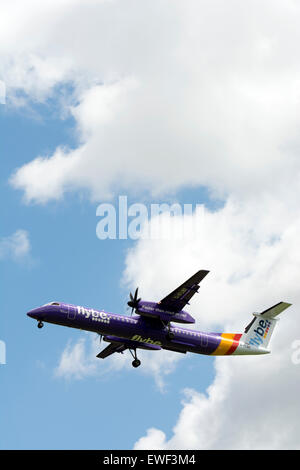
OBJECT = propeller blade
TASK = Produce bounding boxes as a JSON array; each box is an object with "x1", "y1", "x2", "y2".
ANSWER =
[
  {"x1": 127, "y1": 287, "x2": 141, "y2": 311},
  {"x1": 134, "y1": 287, "x2": 139, "y2": 301}
]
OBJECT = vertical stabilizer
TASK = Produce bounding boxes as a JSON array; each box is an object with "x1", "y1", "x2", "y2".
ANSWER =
[{"x1": 241, "y1": 302, "x2": 291, "y2": 350}]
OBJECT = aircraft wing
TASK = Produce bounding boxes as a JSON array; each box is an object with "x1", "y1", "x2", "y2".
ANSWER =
[
  {"x1": 96, "y1": 342, "x2": 128, "y2": 359},
  {"x1": 159, "y1": 269, "x2": 209, "y2": 313},
  {"x1": 96, "y1": 335, "x2": 162, "y2": 359}
]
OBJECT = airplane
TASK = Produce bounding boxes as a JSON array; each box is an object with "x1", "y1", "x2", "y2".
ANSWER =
[{"x1": 27, "y1": 269, "x2": 292, "y2": 368}]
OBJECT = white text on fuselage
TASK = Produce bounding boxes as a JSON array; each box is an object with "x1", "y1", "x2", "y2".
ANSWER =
[
  {"x1": 77, "y1": 306, "x2": 110, "y2": 324},
  {"x1": 142, "y1": 305, "x2": 186, "y2": 318}
]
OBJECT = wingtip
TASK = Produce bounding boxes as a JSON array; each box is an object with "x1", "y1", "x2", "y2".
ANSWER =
[
  {"x1": 197, "y1": 269, "x2": 210, "y2": 275},
  {"x1": 201, "y1": 269, "x2": 210, "y2": 278},
  {"x1": 282, "y1": 301, "x2": 292, "y2": 308}
]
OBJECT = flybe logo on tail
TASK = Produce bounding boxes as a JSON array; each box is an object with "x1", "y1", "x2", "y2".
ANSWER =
[{"x1": 248, "y1": 319, "x2": 272, "y2": 347}]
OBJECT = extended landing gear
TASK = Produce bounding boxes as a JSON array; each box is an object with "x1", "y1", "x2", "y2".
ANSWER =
[
  {"x1": 132, "y1": 359, "x2": 141, "y2": 368},
  {"x1": 37, "y1": 321, "x2": 44, "y2": 329},
  {"x1": 129, "y1": 349, "x2": 141, "y2": 368}
]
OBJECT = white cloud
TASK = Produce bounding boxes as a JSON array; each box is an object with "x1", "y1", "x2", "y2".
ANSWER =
[
  {"x1": 55, "y1": 332, "x2": 183, "y2": 392},
  {"x1": 123, "y1": 197, "x2": 300, "y2": 449},
  {"x1": 55, "y1": 333, "x2": 130, "y2": 380},
  {"x1": 123, "y1": 197, "x2": 300, "y2": 331},
  {"x1": 55, "y1": 191, "x2": 300, "y2": 434},
  {"x1": 4, "y1": 0, "x2": 300, "y2": 202},
  {"x1": 134, "y1": 340, "x2": 300, "y2": 449},
  {"x1": 0, "y1": 229, "x2": 31, "y2": 261},
  {"x1": 55, "y1": 337, "x2": 97, "y2": 380}
]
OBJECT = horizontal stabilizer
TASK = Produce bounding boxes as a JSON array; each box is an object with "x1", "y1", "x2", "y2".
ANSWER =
[
  {"x1": 260, "y1": 301, "x2": 292, "y2": 318},
  {"x1": 245, "y1": 301, "x2": 292, "y2": 333}
]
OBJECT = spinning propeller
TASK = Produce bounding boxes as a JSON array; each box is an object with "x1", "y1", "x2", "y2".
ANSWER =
[{"x1": 127, "y1": 287, "x2": 141, "y2": 314}]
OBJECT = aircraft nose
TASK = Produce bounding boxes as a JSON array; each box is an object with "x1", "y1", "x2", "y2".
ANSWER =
[
  {"x1": 27, "y1": 310, "x2": 35, "y2": 318},
  {"x1": 27, "y1": 308, "x2": 43, "y2": 319}
]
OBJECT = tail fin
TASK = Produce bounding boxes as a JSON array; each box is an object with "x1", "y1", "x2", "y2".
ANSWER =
[{"x1": 242, "y1": 302, "x2": 292, "y2": 350}]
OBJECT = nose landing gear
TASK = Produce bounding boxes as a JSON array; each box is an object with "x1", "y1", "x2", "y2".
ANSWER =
[{"x1": 37, "y1": 321, "x2": 44, "y2": 329}]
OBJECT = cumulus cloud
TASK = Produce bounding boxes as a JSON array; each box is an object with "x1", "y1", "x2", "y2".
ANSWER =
[
  {"x1": 56, "y1": 192, "x2": 300, "y2": 422},
  {"x1": 123, "y1": 197, "x2": 300, "y2": 330},
  {"x1": 52, "y1": 192, "x2": 300, "y2": 446},
  {"x1": 4, "y1": 0, "x2": 300, "y2": 202},
  {"x1": 122, "y1": 197, "x2": 300, "y2": 449},
  {"x1": 134, "y1": 340, "x2": 300, "y2": 449},
  {"x1": 0, "y1": 229, "x2": 31, "y2": 261},
  {"x1": 55, "y1": 337, "x2": 98, "y2": 380},
  {"x1": 55, "y1": 332, "x2": 182, "y2": 392},
  {"x1": 55, "y1": 333, "x2": 131, "y2": 379}
]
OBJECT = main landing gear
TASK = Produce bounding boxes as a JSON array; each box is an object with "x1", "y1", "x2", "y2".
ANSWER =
[
  {"x1": 37, "y1": 321, "x2": 44, "y2": 329},
  {"x1": 129, "y1": 349, "x2": 141, "y2": 368}
]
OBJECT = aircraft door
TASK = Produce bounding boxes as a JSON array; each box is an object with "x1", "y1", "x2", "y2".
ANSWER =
[
  {"x1": 68, "y1": 306, "x2": 76, "y2": 320},
  {"x1": 201, "y1": 333, "x2": 208, "y2": 348},
  {"x1": 61, "y1": 304, "x2": 76, "y2": 320}
]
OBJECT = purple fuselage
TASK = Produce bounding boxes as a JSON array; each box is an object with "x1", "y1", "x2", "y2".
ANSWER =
[{"x1": 27, "y1": 302, "x2": 224, "y2": 356}]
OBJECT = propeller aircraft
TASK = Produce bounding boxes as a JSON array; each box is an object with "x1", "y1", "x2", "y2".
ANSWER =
[{"x1": 27, "y1": 270, "x2": 291, "y2": 368}]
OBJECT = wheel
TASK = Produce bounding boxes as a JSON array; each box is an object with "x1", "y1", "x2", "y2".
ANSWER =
[
  {"x1": 132, "y1": 359, "x2": 141, "y2": 368},
  {"x1": 37, "y1": 321, "x2": 44, "y2": 329}
]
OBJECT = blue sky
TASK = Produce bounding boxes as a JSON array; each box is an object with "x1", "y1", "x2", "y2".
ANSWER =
[{"x1": 0, "y1": 98, "x2": 216, "y2": 450}]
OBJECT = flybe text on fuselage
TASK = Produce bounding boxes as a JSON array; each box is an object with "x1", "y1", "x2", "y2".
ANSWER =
[{"x1": 77, "y1": 306, "x2": 110, "y2": 323}]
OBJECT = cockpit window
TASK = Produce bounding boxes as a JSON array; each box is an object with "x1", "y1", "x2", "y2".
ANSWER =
[{"x1": 43, "y1": 301, "x2": 60, "y2": 306}]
